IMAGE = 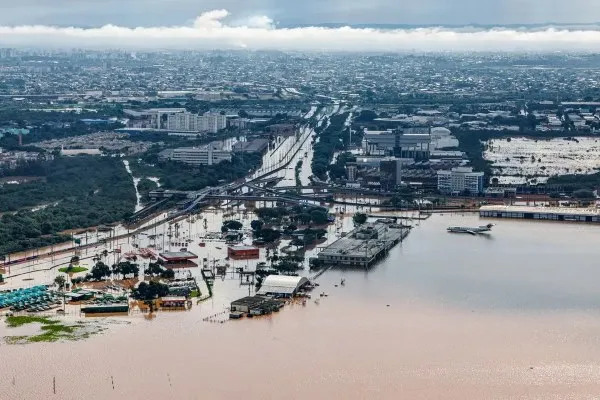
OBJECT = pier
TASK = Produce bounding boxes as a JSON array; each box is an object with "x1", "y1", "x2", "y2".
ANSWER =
[{"x1": 317, "y1": 221, "x2": 410, "y2": 268}]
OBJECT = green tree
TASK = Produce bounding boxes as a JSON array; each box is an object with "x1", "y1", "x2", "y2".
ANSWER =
[
  {"x1": 354, "y1": 110, "x2": 378, "y2": 122},
  {"x1": 160, "y1": 269, "x2": 175, "y2": 279},
  {"x1": 257, "y1": 228, "x2": 281, "y2": 243},
  {"x1": 54, "y1": 275, "x2": 66, "y2": 289},
  {"x1": 134, "y1": 281, "x2": 169, "y2": 300},
  {"x1": 91, "y1": 261, "x2": 111, "y2": 281},
  {"x1": 353, "y1": 213, "x2": 368, "y2": 225},
  {"x1": 250, "y1": 220, "x2": 264, "y2": 231},
  {"x1": 310, "y1": 210, "x2": 329, "y2": 225},
  {"x1": 145, "y1": 262, "x2": 164, "y2": 276},
  {"x1": 223, "y1": 220, "x2": 243, "y2": 230}
]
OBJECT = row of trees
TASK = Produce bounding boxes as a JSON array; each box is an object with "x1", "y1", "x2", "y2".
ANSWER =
[
  {"x1": 254, "y1": 206, "x2": 330, "y2": 226},
  {"x1": 311, "y1": 112, "x2": 351, "y2": 181},
  {"x1": 87, "y1": 261, "x2": 140, "y2": 281},
  {"x1": 144, "y1": 262, "x2": 175, "y2": 279},
  {"x1": 127, "y1": 153, "x2": 262, "y2": 192}
]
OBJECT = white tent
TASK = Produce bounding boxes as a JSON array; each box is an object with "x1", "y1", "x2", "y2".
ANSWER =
[{"x1": 257, "y1": 275, "x2": 309, "y2": 296}]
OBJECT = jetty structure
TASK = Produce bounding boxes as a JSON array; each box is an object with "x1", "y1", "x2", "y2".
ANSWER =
[
  {"x1": 317, "y1": 220, "x2": 409, "y2": 268},
  {"x1": 479, "y1": 205, "x2": 600, "y2": 224}
]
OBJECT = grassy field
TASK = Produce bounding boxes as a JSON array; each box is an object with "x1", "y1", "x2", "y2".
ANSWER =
[
  {"x1": 58, "y1": 266, "x2": 88, "y2": 273},
  {"x1": 5, "y1": 315, "x2": 58, "y2": 327},
  {"x1": 5, "y1": 316, "x2": 81, "y2": 343}
]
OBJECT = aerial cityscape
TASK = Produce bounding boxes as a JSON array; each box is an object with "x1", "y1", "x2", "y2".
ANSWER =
[{"x1": 3, "y1": 1, "x2": 600, "y2": 399}]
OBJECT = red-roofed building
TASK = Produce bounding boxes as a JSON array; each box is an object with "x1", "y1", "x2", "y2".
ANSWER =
[
  {"x1": 159, "y1": 251, "x2": 198, "y2": 269},
  {"x1": 228, "y1": 246, "x2": 260, "y2": 260}
]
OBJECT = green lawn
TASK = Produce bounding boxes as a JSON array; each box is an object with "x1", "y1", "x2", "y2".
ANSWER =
[
  {"x1": 190, "y1": 290, "x2": 201, "y2": 298},
  {"x1": 58, "y1": 266, "x2": 88, "y2": 273},
  {"x1": 5, "y1": 315, "x2": 58, "y2": 327},
  {"x1": 5, "y1": 315, "x2": 80, "y2": 343}
]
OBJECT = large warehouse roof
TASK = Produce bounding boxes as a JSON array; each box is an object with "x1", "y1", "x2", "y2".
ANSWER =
[{"x1": 257, "y1": 275, "x2": 309, "y2": 295}]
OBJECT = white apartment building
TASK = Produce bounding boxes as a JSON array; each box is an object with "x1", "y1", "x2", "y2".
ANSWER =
[
  {"x1": 437, "y1": 167, "x2": 484, "y2": 195},
  {"x1": 167, "y1": 111, "x2": 227, "y2": 133},
  {"x1": 160, "y1": 145, "x2": 232, "y2": 166}
]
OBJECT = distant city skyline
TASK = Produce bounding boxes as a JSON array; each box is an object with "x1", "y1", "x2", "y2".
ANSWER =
[{"x1": 2, "y1": 0, "x2": 600, "y2": 27}]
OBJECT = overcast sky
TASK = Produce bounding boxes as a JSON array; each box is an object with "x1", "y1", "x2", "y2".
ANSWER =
[
  {"x1": 2, "y1": 0, "x2": 600, "y2": 27},
  {"x1": 2, "y1": 1, "x2": 600, "y2": 51}
]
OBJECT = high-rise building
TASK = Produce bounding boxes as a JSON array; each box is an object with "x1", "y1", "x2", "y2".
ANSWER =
[
  {"x1": 363, "y1": 128, "x2": 431, "y2": 160},
  {"x1": 166, "y1": 111, "x2": 227, "y2": 133},
  {"x1": 437, "y1": 167, "x2": 484, "y2": 195},
  {"x1": 380, "y1": 159, "x2": 402, "y2": 191},
  {"x1": 346, "y1": 163, "x2": 358, "y2": 181}
]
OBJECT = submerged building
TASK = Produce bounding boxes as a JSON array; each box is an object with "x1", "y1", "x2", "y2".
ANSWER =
[
  {"x1": 479, "y1": 205, "x2": 600, "y2": 223},
  {"x1": 317, "y1": 221, "x2": 409, "y2": 268},
  {"x1": 256, "y1": 275, "x2": 309, "y2": 297}
]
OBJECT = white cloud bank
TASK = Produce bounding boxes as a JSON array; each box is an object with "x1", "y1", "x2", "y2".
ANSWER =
[{"x1": 1, "y1": 9, "x2": 600, "y2": 51}]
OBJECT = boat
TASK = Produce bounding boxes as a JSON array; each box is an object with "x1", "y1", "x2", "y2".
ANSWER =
[{"x1": 447, "y1": 223, "x2": 494, "y2": 235}]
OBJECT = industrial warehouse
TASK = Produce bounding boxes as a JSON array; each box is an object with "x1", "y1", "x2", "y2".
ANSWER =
[
  {"x1": 479, "y1": 205, "x2": 600, "y2": 224},
  {"x1": 229, "y1": 275, "x2": 312, "y2": 319},
  {"x1": 317, "y1": 220, "x2": 410, "y2": 268}
]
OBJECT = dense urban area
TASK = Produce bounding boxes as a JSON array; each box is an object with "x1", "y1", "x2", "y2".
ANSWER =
[{"x1": 2, "y1": 48, "x2": 600, "y2": 334}]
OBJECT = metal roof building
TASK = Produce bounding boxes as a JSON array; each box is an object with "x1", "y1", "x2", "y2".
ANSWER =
[{"x1": 257, "y1": 275, "x2": 309, "y2": 297}]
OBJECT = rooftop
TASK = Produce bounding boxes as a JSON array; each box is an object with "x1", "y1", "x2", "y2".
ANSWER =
[
  {"x1": 231, "y1": 296, "x2": 268, "y2": 307},
  {"x1": 159, "y1": 251, "x2": 198, "y2": 260},
  {"x1": 318, "y1": 222, "x2": 406, "y2": 260},
  {"x1": 228, "y1": 246, "x2": 259, "y2": 251},
  {"x1": 257, "y1": 275, "x2": 309, "y2": 295},
  {"x1": 480, "y1": 205, "x2": 600, "y2": 216}
]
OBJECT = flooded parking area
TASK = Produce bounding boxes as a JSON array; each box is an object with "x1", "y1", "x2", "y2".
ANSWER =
[{"x1": 484, "y1": 136, "x2": 600, "y2": 184}]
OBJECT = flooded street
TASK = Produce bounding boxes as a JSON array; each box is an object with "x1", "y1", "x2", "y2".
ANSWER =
[
  {"x1": 4, "y1": 213, "x2": 600, "y2": 399},
  {"x1": 484, "y1": 136, "x2": 600, "y2": 185}
]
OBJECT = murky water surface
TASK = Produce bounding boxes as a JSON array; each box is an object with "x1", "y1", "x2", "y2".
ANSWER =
[{"x1": 3, "y1": 213, "x2": 600, "y2": 399}]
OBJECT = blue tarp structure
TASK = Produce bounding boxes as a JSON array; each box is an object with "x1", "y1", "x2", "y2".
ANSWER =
[{"x1": 0, "y1": 285, "x2": 48, "y2": 308}]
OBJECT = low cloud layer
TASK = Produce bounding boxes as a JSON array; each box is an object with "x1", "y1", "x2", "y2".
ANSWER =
[{"x1": 2, "y1": 10, "x2": 600, "y2": 52}]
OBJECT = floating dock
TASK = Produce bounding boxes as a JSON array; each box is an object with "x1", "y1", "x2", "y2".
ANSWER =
[
  {"x1": 480, "y1": 205, "x2": 600, "y2": 224},
  {"x1": 317, "y1": 220, "x2": 409, "y2": 268}
]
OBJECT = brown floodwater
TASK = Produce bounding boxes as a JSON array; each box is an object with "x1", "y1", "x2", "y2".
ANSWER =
[{"x1": 3, "y1": 213, "x2": 600, "y2": 399}]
